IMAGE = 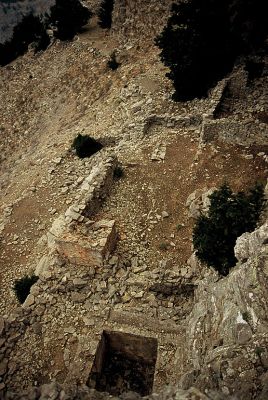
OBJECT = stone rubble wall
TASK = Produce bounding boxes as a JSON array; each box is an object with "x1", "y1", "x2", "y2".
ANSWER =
[
  {"x1": 54, "y1": 219, "x2": 117, "y2": 267},
  {"x1": 6, "y1": 381, "x2": 233, "y2": 400},
  {"x1": 200, "y1": 117, "x2": 268, "y2": 146},
  {"x1": 112, "y1": 0, "x2": 174, "y2": 43},
  {"x1": 0, "y1": 153, "x2": 119, "y2": 396},
  {"x1": 200, "y1": 65, "x2": 268, "y2": 146},
  {"x1": 47, "y1": 154, "x2": 117, "y2": 247},
  {"x1": 143, "y1": 114, "x2": 203, "y2": 136}
]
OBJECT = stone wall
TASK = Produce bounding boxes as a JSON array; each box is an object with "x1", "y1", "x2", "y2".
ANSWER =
[
  {"x1": 200, "y1": 117, "x2": 268, "y2": 146},
  {"x1": 6, "y1": 381, "x2": 233, "y2": 400},
  {"x1": 0, "y1": 153, "x2": 119, "y2": 396},
  {"x1": 200, "y1": 64, "x2": 268, "y2": 146},
  {"x1": 112, "y1": 0, "x2": 174, "y2": 43}
]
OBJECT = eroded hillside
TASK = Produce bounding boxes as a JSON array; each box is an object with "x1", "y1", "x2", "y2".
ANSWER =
[{"x1": 0, "y1": 1, "x2": 268, "y2": 399}]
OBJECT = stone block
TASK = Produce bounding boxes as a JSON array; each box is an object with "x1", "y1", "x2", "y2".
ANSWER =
[{"x1": 55, "y1": 220, "x2": 117, "y2": 267}]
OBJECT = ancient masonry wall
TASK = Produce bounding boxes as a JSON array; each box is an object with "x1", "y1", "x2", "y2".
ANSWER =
[
  {"x1": 200, "y1": 117, "x2": 268, "y2": 146},
  {"x1": 0, "y1": 153, "x2": 118, "y2": 395},
  {"x1": 201, "y1": 66, "x2": 268, "y2": 146},
  {"x1": 112, "y1": 0, "x2": 174, "y2": 42}
]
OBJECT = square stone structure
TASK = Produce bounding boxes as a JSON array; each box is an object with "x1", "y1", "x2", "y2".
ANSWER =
[
  {"x1": 88, "y1": 330, "x2": 158, "y2": 396},
  {"x1": 55, "y1": 220, "x2": 117, "y2": 267}
]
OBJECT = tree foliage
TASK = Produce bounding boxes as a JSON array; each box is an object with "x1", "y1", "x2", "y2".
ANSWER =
[
  {"x1": 98, "y1": 0, "x2": 114, "y2": 29},
  {"x1": 155, "y1": 0, "x2": 268, "y2": 100},
  {"x1": 193, "y1": 183, "x2": 265, "y2": 276},
  {"x1": 72, "y1": 134, "x2": 103, "y2": 158},
  {"x1": 50, "y1": 0, "x2": 92, "y2": 41},
  {"x1": 0, "y1": 0, "x2": 92, "y2": 66},
  {"x1": 0, "y1": 14, "x2": 50, "y2": 66}
]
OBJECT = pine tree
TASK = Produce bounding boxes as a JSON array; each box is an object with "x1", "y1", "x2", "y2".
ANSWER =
[
  {"x1": 0, "y1": 15, "x2": 50, "y2": 66},
  {"x1": 98, "y1": 0, "x2": 114, "y2": 29},
  {"x1": 50, "y1": 0, "x2": 92, "y2": 41},
  {"x1": 193, "y1": 183, "x2": 265, "y2": 276},
  {"x1": 155, "y1": 0, "x2": 268, "y2": 101}
]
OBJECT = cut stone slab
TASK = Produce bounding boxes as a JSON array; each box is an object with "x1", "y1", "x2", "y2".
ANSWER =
[
  {"x1": 151, "y1": 142, "x2": 166, "y2": 161},
  {"x1": 54, "y1": 220, "x2": 117, "y2": 267}
]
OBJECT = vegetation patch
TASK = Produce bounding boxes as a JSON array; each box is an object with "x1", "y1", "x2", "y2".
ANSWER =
[
  {"x1": 50, "y1": 0, "x2": 92, "y2": 41},
  {"x1": 72, "y1": 134, "x2": 103, "y2": 158},
  {"x1": 159, "y1": 242, "x2": 169, "y2": 251},
  {"x1": 0, "y1": 15, "x2": 50, "y2": 66},
  {"x1": 13, "y1": 275, "x2": 39, "y2": 304},
  {"x1": 193, "y1": 183, "x2": 265, "y2": 276},
  {"x1": 155, "y1": 0, "x2": 268, "y2": 100},
  {"x1": 98, "y1": 0, "x2": 114, "y2": 29},
  {"x1": 107, "y1": 52, "x2": 120, "y2": 71},
  {"x1": 0, "y1": 0, "x2": 92, "y2": 66},
  {"x1": 113, "y1": 165, "x2": 124, "y2": 179}
]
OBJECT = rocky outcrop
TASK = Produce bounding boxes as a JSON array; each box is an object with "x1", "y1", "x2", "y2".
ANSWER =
[
  {"x1": 186, "y1": 187, "x2": 217, "y2": 219},
  {"x1": 235, "y1": 222, "x2": 268, "y2": 263},
  {"x1": 182, "y1": 214, "x2": 268, "y2": 399}
]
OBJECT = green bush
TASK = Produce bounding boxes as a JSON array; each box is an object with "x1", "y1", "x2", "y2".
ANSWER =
[
  {"x1": 193, "y1": 183, "x2": 265, "y2": 276},
  {"x1": 113, "y1": 165, "x2": 124, "y2": 179},
  {"x1": 72, "y1": 134, "x2": 103, "y2": 158},
  {"x1": 98, "y1": 0, "x2": 114, "y2": 29},
  {"x1": 0, "y1": 15, "x2": 50, "y2": 66},
  {"x1": 107, "y1": 52, "x2": 120, "y2": 70},
  {"x1": 13, "y1": 275, "x2": 39, "y2": 304}
]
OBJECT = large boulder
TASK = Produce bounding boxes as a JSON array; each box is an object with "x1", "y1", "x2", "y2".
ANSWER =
[{"x1": 235, "y1": 221, "x2": 268, "y2": 263}]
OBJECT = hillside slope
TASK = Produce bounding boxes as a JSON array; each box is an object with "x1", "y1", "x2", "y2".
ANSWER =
[{"x1": 0, "y1": 1, "x2": 268, "y2": 399}]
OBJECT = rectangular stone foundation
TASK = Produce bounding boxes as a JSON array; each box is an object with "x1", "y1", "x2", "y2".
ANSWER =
[
  {"x1": 55, "y1": 220, "x2": 117, "y2": 267},
  {"x1": 88, "y1": 331, "x2": 158, "y2": 396}
]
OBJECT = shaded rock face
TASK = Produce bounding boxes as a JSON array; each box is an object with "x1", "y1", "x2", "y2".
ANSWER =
[
  {"x1": 183, "y1": 215, "x2": 268, "y2": 398},
  {"x1": 0, "y1": 0, "x2": 55, "y2": 44}
]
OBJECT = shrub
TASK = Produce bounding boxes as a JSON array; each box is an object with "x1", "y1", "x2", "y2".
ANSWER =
[
  {"x1": 113, "y1": 165, "x2": 124, "y2": 179},
  {"x1": 13, "y1": 275, "x2": 39, "y2": 304},
  {"x1": 176, "y1": 223, "x2": 184, "y2": 231},
  {"x1": 159, "y1": 242, "x2": 169, "y2": 251},
  {"x1": 245, "y1": 60, "x2": 265, "y2": 83},
  {"x1": 193, "y1": 183, "x2": 265, "y2": 276},
  {"x1": 98, "y1": 0, "x2": 114, "y2": 29},
  {"x1": 107, "y1": 52, "x2": 120, "y2": 70},
  {"x1": 72, "y1": 134, "x2": 103, "y2": 158}
]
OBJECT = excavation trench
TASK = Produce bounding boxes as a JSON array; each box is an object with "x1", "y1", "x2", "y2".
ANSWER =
[{"x1": 88, "y1": 331, "x2": 158, "y2": 396}]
